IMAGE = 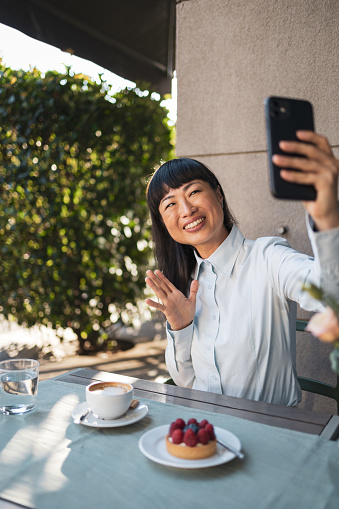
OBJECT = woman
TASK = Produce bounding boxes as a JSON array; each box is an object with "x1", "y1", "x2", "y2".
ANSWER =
[{"x1": 145, "y1": 131, "x2": 339, "y2": 405}]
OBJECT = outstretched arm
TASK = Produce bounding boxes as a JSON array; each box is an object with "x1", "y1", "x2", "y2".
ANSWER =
[
  {"x1": 272, "y1": 131, "x2": 339, "y2": 302},
  {"x1": 273, "y1": 131, "x2": 339, "y2": 231}
]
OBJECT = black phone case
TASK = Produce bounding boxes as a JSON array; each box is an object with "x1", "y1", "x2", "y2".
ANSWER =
[{"x1": 264, "y1": 96, "x2": 316, "y2": 200}]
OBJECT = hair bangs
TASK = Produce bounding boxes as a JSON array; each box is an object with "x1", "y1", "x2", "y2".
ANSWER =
[{"x1": 147, "y1": 158, "x2": 218, "y2": 214}]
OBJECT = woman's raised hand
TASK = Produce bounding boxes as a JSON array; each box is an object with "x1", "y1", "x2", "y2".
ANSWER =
[
  {"x1": 272, "y1": 131, "x2": 339, "y2": 231},
  {"x1": 145, "y1": 270, "x2": 199, "y2": 331}
]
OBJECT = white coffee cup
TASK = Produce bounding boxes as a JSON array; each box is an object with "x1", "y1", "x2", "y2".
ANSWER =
[{"x1": 86, "y1": 381, "x2": 134, "y2": 420}]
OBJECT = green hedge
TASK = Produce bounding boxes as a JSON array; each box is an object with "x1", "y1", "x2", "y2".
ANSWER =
[{"x1": 0, "y1": 65, "x2": 173, "y2": 353}]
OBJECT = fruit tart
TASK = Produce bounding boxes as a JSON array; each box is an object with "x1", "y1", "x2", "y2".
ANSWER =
[{"x1": 166, "y1": 418, "x2": 217, "y2": 460}]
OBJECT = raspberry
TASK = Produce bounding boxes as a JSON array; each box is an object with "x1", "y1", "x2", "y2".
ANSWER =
[
  {"x1": 169, "y1": 422, "x2": 180, "y2": 435},
  {"x1": 187, "y1": 418, "x2": 198, "y2": 425},
  {"x1": 171, "y1": 429, "x2": 184, "y2": 444},
  {"x1": 197, "y1": 428, "x2": 210, "y2": 445},
  {"x1": 175, "y1": 418, "x2": 186, "y2": 429},
  {"x1": 205, "y1": 423, "x2": 215, "y2": 440},
  {"x1": 199, "y1": 419, "x2": 209, "y2": 428},
  {"x1": 184, "y1": 429, "x2": 198, "y2": 447}
]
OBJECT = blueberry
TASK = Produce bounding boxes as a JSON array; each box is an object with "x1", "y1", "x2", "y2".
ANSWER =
[{"x1": 184, "y1": 423, "x2": 199, "y2": 434}]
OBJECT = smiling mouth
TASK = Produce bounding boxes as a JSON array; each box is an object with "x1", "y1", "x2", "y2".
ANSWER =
[{"x1": 184, "y1": 217, "x2": 205, "y2": 230}]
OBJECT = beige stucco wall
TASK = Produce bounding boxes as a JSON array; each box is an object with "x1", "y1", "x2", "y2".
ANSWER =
[{"x1": 175, "y1": 0, "x2": 339, "y2": 413}]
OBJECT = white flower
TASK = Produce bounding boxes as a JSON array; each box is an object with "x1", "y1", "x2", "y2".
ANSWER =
[{"x1": 306, "y1": 307, "x2": 339, "y2": 343}]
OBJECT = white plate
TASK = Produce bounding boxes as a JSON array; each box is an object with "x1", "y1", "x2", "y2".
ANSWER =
[
  {"x1": 138, "y1": 425, "x2": 241, "y2": 469},
  {"x1": 72, "y1": 401, "x2": 148, "y2": 428}
]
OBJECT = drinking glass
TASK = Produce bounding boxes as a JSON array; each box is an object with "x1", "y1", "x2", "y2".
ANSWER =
[{"x1": 0, "y1": 359, "x2": 39, "y2": 415}]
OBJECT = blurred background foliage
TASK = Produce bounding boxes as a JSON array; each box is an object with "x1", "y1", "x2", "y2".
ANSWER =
[{"x1": 0, "y1": 63, "x2": 173, "y2": 354}]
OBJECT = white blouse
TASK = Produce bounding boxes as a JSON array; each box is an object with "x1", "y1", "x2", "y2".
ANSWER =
[{"x1": 165, "y1": 216, "x2": 339, "y2": 405}]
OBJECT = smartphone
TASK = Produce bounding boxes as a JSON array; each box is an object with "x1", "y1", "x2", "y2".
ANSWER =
[{"x1": 264, "y1": 96, "x2": 316, "y2": 200}]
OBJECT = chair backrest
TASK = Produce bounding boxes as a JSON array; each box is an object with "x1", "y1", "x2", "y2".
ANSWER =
[{"x1": 296, "y1": 319, "x2": 339, "y2": 414}]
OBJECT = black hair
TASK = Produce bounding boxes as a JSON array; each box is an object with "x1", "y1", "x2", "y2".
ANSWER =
[{"x1": 146, "y1": 158, "x2": 236, "y2": 295}]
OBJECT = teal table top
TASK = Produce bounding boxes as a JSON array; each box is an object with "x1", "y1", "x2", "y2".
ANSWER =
[{"x1": 0, "y1": 378, "x2": 338, "y2": 509}]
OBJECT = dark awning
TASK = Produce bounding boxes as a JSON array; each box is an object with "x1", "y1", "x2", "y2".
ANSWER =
[{"x1": 0, "y1": 0, "x2": 176, "y2": 94}]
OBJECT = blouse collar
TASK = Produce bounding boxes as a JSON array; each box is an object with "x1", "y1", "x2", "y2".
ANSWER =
[{"x1": 193, "y1": 224, "x2": 244, "y2": 279}]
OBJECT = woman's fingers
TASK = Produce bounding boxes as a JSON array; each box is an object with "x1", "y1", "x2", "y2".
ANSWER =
[
  {"x1": 152, "y1": 269, "x2": 178, "y2": 292},
  {"x1": 145, "y1": 272, "x2": 198, "y2": 330},
  {"x1": 279, "y1": 168, "x2": 332, "y2": 187},
  {"x1": 274, "y1": 131, "x2": 339, "y2": 231},
  {"x1": 145, "y1": 298, "x2": 163, "y2": 311},
  {"x1": 296, "y1": 130, "x2": 332, "y2": 155},
  {"x1": 274, "y1": 143, "x2": 329, "y2": 168},
  {"x1": 145, "y1": 270, "x2": 175, "y2": 294},
  {"x1": 273, "y1": 153, "x2": 318, "y2": 172},
  {"x1": 145, "y1": 270, "x2": 181, "y2": 310},
  {"x1": 146, "y1": 270, "x2": 169, "y2": 294},
  {"x1": 272, "y1": 131, "x2": 338, "y2": 184},
  {"x1": 280, "y1": 132, "x2": 335, "y2": 162},
  {"x1": 145, "y1": 275, "x2": 168, "y2": 302},
  {"x1": 189, "y1": 279, "x2": 199, "y2": 301}
]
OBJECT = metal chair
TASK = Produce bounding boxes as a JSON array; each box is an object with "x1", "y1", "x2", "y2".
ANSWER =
[{"x1": 296, "y1": 319, "x2": 339, "y2": 414}]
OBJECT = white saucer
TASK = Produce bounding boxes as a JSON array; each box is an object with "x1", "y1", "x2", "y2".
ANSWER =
[
  {"x1": 138, "y1": 425, "x2": 241, "y2": 469},
  {"x1": 72, "y1": 401, "x2": 148, "y2": 428}
]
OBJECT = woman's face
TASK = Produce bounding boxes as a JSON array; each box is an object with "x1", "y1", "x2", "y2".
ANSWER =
[{"x1": 158, "y1": 179, "x2": 228, "y2": 258}]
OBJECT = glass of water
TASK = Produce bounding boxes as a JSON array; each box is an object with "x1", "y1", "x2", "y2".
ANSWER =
[{"x1": 0, "y1": 359, "x2": 39, "y2": 415}]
